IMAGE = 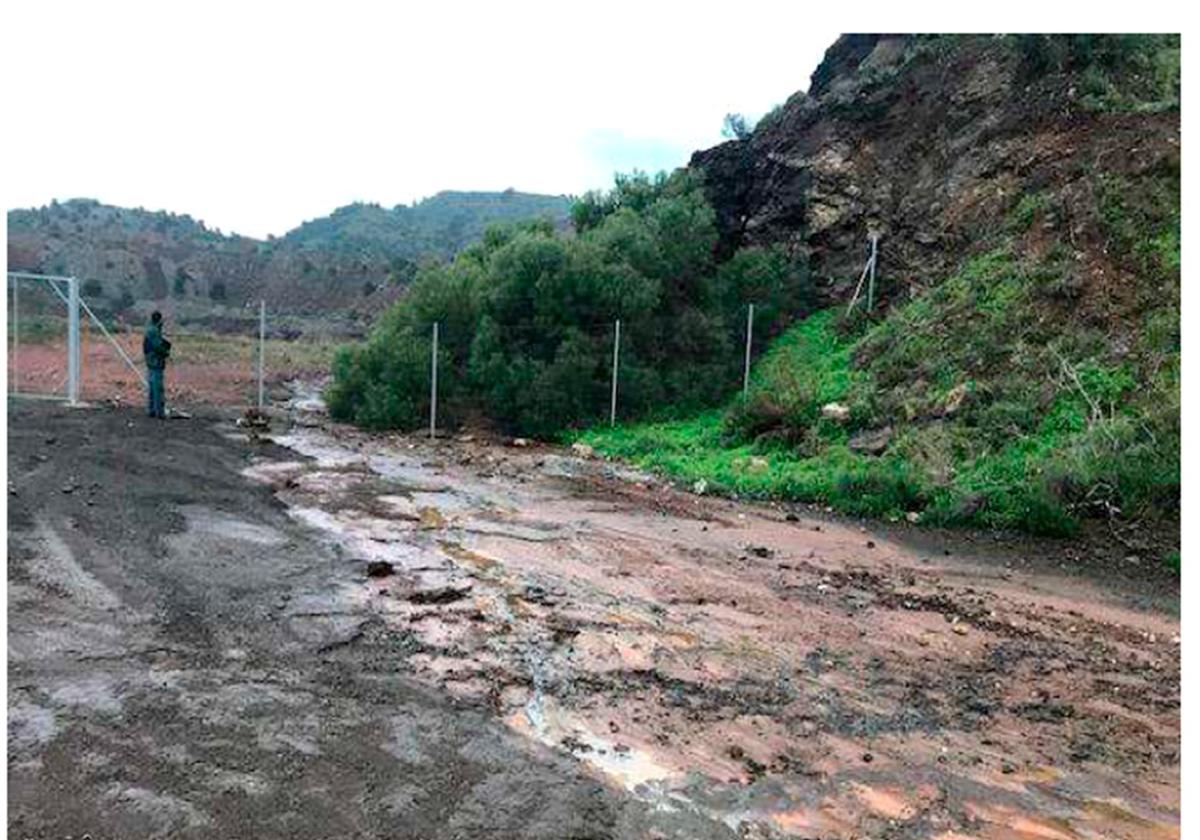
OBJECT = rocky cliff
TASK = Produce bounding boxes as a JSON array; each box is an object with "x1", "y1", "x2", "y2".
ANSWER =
[
  {"x1": 692, "y1": 34, "x2": 1180, "y2": 311},
  {"x1": 682, "y1": 34, "x2": 1179, "y2": 541}
]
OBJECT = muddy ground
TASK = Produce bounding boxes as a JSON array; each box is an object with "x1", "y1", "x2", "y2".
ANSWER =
[
  {"x1": 9, "y1": 330, "x2": 331, "y2": 408},
  {"x1": 6, "y1": 398, "x2": 1180, "y2": 839}
]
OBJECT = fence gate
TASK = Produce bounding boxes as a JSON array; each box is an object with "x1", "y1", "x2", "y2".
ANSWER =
[
  {"x1": 8, "y1": 271, "x2": 146, "y2": 406},
  {"x1": 7, "y1": 272, "x2": 82, "y2": 403}
]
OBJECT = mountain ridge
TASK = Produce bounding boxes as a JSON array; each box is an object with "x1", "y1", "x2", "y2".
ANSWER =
[{"x1": 7, "y1": 189, "x2": 572, "y2": 330}]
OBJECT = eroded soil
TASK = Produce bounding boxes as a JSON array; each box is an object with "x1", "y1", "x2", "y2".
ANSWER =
[{"x1": 7, "y1": 397, "x2": 1180, "y2": 839}]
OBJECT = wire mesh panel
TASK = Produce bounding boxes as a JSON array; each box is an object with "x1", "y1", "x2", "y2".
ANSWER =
[
  {"x1": 9, "y1": 276, "x2": 341, "y2": 412},
  {"x1": 8, "y1": 273, "x2": 75, "y2": 401}
]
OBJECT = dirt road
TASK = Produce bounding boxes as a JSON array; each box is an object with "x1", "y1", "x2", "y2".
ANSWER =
[{"x1": 7, "y1": 399, "x2": 1180, "y2": 838}]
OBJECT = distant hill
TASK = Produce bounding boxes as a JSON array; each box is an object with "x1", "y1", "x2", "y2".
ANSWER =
[
  {"x1": 6, "y1": 191, "x2": 572, "y2": 334},
  {"x1": 283, "y1": 191, "x2": 574, "y2": 257}
]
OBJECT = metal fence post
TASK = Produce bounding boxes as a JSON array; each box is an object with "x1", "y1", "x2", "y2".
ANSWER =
[
  {"x1": 743, "y1": 303, "x2": 754, "y2": 402},
  {"x1": 67, "y1": 277, "x2": 80, "y2": 405},
  {"x1": 609, "y1": 319, "x2": 620, "y2": 427},
  {"x1": 430, "y1": 322, "x2": 438, "y2": 440},
  {"x1": 867, "y1": 234, "x2": 878, "y2": 312},
  {"x1": 11, "y1": 276, "x2": 18, "y2": 395},
  {"x1": 258, "y1": 300, "x2": 266, "y2": 410}
]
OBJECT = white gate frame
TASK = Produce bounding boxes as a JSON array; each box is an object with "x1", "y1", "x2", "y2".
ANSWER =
[{"x1": 8, "y1": 271, "x2": 148, "y2": 406}]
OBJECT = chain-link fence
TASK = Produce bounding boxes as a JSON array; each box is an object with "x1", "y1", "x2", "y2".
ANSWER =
[{"x1": 8, "y1": 272, "x2": 338, "y2": 413}]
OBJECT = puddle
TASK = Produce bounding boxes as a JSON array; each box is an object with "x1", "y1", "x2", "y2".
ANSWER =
[{"x1": 507, "y1": 696, "x2": 679, "y2": 793}]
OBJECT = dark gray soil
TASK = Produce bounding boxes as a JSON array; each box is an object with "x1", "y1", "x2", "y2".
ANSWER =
[{"x1": 7, "y1": 401, "x2": 729, "y2": 839}]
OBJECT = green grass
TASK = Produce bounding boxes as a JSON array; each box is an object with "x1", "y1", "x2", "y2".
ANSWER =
[
  {"x1": 1165, "y1": 550, "x2": 1180, "y2": 573},
  {"x1": 579, "y1": 225, "x2": 1179, "y2": 538},
  {"x1": 9, "y1": 314, "x2": 68, "y2": 344},
  {"x1": 578, "y1": 412, "x2": 925, "y2": 519},
  {"x1": 162, "y1": 331, "x2": 339, "y2": 372},
  {"x1": 1008, "y1": 192, "x2": 1052, "y2": 233}
]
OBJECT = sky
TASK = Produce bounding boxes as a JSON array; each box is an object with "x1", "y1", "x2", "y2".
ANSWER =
[{"x1": 2, "y1": 2, "x2": 838, "y2": 239}]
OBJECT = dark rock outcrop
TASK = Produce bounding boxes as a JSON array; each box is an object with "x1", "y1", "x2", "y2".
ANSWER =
[{"x1": 691, "y1": 34, "x2": 1180, "y2": 308}]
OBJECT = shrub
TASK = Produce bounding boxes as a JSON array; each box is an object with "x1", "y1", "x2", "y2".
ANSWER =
[{"x1": 331, "y1": 171, "x2": 815, "y2": 437}]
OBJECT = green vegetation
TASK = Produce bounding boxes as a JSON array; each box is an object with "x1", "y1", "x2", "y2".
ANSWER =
[
  {"x1": 1166, "y1": 551, "x2": 1181, "y2": 573},
  {"x1": 721, "y1": 113, "x2": 753, "y2": 141},
  {"x1": 581, "y1": 167, "x2": 1180, "y2": 538},
  {"x1": 329, "y1": 171, "x2": 812, "y2": 434},
  {"x1": 283, "y1": 190, "x2": 573, "y2": 261},
  {"x1": 328, "y1": 34, "x2": 1178, "y2": 545},
  {"x1": 1012, "y1": 34, "x2": 1180, "y2": 112}
]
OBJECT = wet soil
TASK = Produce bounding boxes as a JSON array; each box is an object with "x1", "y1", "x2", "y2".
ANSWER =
[
  {"x1": 7, "y1": 398, "x2": 1180, "y2": 838},
  {"x1": 7, "y1": 401, "x2": 714, "y2": 839}
]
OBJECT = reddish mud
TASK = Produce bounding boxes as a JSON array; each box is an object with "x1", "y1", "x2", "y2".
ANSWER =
[
  {"x1": 244, "y1": 418, "x2": 1180, "y2": 839},
  {"x1": 8, "y1": 331, "x2": 327, "y2": 407}
]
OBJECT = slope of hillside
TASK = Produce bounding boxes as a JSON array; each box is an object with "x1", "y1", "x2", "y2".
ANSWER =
[
  {"x1": 283, "y1": 190, "x2": 572, "y2": 256},
  {"x1": 6, "y1": 190, "x2": 571, "y2": 331},
  {"x1": 582, "y1": 34, "x2": 1180, "y2": 555}
]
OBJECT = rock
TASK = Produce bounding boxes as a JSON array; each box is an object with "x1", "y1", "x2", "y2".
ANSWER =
[
  {"x1": 418, "y1": 507, "x2": 446, "y2": 530},
  {"x1": 746, "y1": 456, "x2": 770, "y2": 474},
  {"x1": 848, "y1": 426, "x2": 893, "y2": 456},
  {"x1": 957, "y1": 494, "x2": 988, "y2": 518},
  {"x1": 820, "y1": 402, "x2": 851, "y2": 423},
  {"x1": 1001, "y1": 761, "x2": 1016, "y2": 775},
  {"x1": 521, "y1": 584, "x2": 555, "y2": 605},
  {"x1": 511, "y1": 437, "x2": 531, "y2": 448},
  {"x1": 943, "y1": 383, "x2": 969, "y2": 416},
  {"x1": 366, "y1": 560, "x2": 394, "y2": 577},
  {"x1": 906, "y1": 511, "x2": 921, "y2": 524},
  {"x1": 409, "y1": 583, "x2": 472, "y2": 605},
  {"x1": 692, "y1": 478, "x2": 709, "y2": 495},
  {"x1": 239, "y1": 408, "x2": 270, "y2": 430},
  {"x1": 571, "y1": 442, "x2": 595, "y2": 458},
  {"x1": 457, "y1": 433, "x2": 476, "y2": 443},
  {"x1": 952, "y1": 624, "x2": 969, "y2": 636},
  {"x1": 560, "y1": 735, "x2": 592, "y2": 754}
]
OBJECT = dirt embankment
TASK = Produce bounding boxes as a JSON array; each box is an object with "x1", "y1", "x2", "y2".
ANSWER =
[{"x1": 7, "y1": 398, "x2": 1180, "y2": 838}]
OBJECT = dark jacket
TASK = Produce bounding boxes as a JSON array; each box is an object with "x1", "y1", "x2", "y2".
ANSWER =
[{"x1": 143, "y1": 322, "x2": 172, "y2": 370}]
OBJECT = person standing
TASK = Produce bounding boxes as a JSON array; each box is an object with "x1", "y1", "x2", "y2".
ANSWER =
[{"x1": 143, "y1": 311, "x2": 172, "y2": 418}]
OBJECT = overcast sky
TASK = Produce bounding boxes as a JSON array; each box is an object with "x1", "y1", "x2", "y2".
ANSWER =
[{"x1": 3, "y1": 2, "x2": 837, "y2": 239}]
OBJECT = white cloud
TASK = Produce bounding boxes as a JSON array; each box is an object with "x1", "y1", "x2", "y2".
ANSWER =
[{"x1": 3, "y1": 1, "x2": 837, "y2": 238}]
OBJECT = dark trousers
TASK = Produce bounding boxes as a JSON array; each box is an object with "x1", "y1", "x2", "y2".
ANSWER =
[{"x1": 147, "y1": 367, "x2": 165, "y2": 418}]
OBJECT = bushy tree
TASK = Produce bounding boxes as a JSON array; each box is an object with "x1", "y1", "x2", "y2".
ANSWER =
[
  {"x1": 329, "y1": 170, "x2": 812, "y2": 436},
  {"x1": 722, "y1": 113, "x2": 753, "y2": 141}
]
